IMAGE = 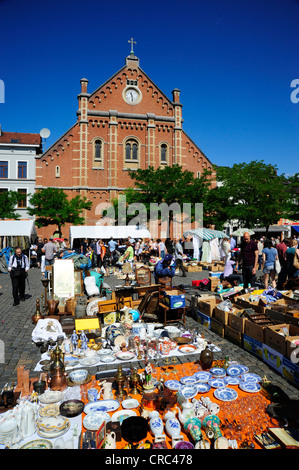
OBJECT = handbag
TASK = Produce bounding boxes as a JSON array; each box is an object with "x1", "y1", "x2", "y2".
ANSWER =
[
  {"x1": 293, "y1": 251, "x2": 299, "y2": 270},
  {"x1": 275, "y1": 258, "x2": 281, "y2": 274}
]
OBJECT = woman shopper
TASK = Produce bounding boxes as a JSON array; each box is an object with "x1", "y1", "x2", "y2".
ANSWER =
[
  {"x1": 262, "y1": 239, "x2": 278, "y2": 289},
  {"x1": 286, "y1": 239, "x2": 299, "y2": 280}
]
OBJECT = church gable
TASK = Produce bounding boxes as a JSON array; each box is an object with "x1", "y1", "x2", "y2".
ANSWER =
[{"x1": 87, "y1": 56, "x2": 175, "y2": 118}]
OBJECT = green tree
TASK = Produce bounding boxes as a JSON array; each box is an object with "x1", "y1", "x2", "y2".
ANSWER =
[
  {"x1": 28, "y1": 187, "x2": 92, "y2": 237},
  {"x1": 285, "y1": 172, "x2": 299, "y2": 222},
  {"x1": 206, "y1": 160, "x2": 290, "y2": 234},
  {"x1": 109, "y1": 165, "x2": 212, "y2": 235},
  {"x1": 0, "y1": 190, "x2": 24, "y2": 219}
]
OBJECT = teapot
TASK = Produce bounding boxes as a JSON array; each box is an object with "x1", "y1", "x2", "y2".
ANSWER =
[
  {"x1": 20, "y1": 402, "x2": 36, "y2": 438},
  {"x1": 177, "y1": 401, "x2": 196, "y2": 425}
]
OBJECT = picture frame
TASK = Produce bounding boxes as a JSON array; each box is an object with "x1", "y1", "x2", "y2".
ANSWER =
[
  {"x1": 74, "y1": 270, "x2": 83, "y2": 296},
  {"x1": 53, "y1": 259, "x2": 75, "y2": 299}
]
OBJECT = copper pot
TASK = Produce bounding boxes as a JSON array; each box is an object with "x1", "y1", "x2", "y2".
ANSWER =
[
  {"x1": 47, "y1": 299, "x2": 59, "y2": 316},
  {"x1": 48, "y1": 370, "x2": 68, "y2": 391}
]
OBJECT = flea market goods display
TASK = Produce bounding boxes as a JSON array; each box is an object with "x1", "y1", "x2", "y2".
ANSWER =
[{"x1": 1, "y1": 350, "x2": 292, "y2": 450}]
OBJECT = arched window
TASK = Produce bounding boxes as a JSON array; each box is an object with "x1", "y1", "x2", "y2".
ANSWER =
[
  {"x1": 94, "y1": 139, "x2": 102, "y2": 161},
  {"x1": 160, "y1": 143, "x2": 167, "y2": 164},
  {"x1": 125, "y1": 139, "x2": 139, "y2": 161}
]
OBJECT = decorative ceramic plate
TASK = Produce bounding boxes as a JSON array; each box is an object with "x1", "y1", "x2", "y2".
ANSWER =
[
  {"x1": 38, "y1": 391, "x2": 64, "y2": 404},
  {"x1": 83, "y1": 412, "x2": 105, "y2": 431},
  {"x1": 239, "y1": 365, "x2": 249, "y2": 374},
  {"x1": 79, "y1": 357, "x2": 100, "y2": 367},
  {"x1": 115, "y1": 351, "x2": 135, "y2": 361},
  {"x1": 193, "y1": 371, "x2": 211, "y2": 383},
  {"x1": 84, "y1": 399, "x2": 120, "y2": 414},
  {"x1": 111, "y1": 409, "x2": 137, "y2": 423},
  {"x1": 97, "y1": 349, "x2": 114, "y2": 356},
  {"x1": 208, "y1": 378, "x2": 227, "y2": 388},
  {"x1": 239, "y1": 381, "x2": 261, "y2": 393},
  {"x1": 180, "y1": 376, "x2": 198, "y2": 386},
  {"x1": 37, "y1": 415, "x2": 70, "y2": 433},
  {"x1": 210, "y1": 367, "x2": 226, "y2": 378},
  {"x1": 214, "y1": 387, "x2": 238, "y2": 402},
  {"x1": 227, "y1": 365, "x2": 244, "y2": 377},
  {"x1": 39, "y1": 404, "x2": 60, "y2": 417},
  {"x1": 122, "y1": 398, "x2": 140, "y2": 409},
  {"x1": 86, "y1": 296, "x2": 102, "y2": 316},
  {"x1": 178, "y1": 344, "x2": 197, "y2": 354},
  {"x1": 20, "y1": 439, "x2": 53, "y2": 449},
  {"x1": 164, "y1": 380, "x2": 181, "y2": 391},
  {"x1": 223, "y1": 376, "x2": 240, "y2": 386},
  {"x1": 196, "y1": 383, "x2": 211, "y2": 393},
  {"x1": 241, "y1": 373, "x2": 262, "y2": 383},
  {"x1": 179, "y1": 385, "x2": 198, "y2": 399},
  {"x1": 99, "y1": 355, "x2": 116, "y2": 363},
  {"x1": 59, "y1": 400, "x2": 84, "y2": 418}
]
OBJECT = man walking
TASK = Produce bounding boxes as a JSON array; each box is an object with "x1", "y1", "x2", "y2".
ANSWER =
[{"x1": 8, "y1": 247, "x2": 29, "y2": 306}]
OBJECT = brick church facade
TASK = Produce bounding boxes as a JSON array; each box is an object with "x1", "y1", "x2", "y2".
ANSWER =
[{"x1": 35, "y1": 47, "x2": 215, "y2": 237}]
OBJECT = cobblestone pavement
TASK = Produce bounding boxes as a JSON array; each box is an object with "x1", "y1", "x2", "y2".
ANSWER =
[{"x1": 0, "y1": 265, "x2": 298, "y2": 399}]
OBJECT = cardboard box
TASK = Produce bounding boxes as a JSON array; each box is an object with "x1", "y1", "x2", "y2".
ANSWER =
[
  {"x1": 209, "y1": 277, "x2": 219, "y2": 292},
  {"x1": 264, "y1": 324, "x2": 299, "y2": 356},
  {"x1": 196, "y1": 310, "x2": 212, "y2": 329},
  {"x1": 224, "y1": 324, "x2": 243, "y2": 347},
  {"x1": 244, "y1": 319, "x2": 267, "y2": 343},
  {"x1": 243, "y1": 334, "x2": 263, "y2": 359},
  {"x1": 197, "y1": 296, "x2": 221, "y2": 317},
  {"x1": 185, "y1": 265, "x2": 202, "y2": 272},
  {"x1": 210, "y1": 317, "x2": 225, "y2": 337},
  {"x1": 163, "y1": 289, "x2": 185, "y2": 309},
  {"x1": 262, "y1": 343, "x2": 283, "y2": 374},
  {"x1": 228, "y1": 310, "x2": 246, "y2": 334},
  {"x1": 214, "y1": 304, "x2": 244, "y2": 325}
]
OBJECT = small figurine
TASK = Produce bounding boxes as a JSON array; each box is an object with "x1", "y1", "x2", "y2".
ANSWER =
[
  {"x1": 71, "y1": 330, "x2": 78, "y2": 349},
  {"x1": 80, "y1": 331, "x2": 88, "y2": 350}
]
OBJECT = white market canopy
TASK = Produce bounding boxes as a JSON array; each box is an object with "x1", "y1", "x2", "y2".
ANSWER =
[
  {"x1": 69, "y1": 225, "x2": 151, "y2": 246},
  {"x1": 0, "y1": 219, "x2": 37, "y2": 250},
  {"x1": 183, "y1": 228, "x2": 227, "y2": 241}
]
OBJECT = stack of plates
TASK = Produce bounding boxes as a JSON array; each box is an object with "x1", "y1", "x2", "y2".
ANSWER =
[
  {"x1": 0, "y1": 418, "x2": 19, "y2": 445},
  {"x1": 37, "y1": 415, "x2": 70, "y2": 438}
]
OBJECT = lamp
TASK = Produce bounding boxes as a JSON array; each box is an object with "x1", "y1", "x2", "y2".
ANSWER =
[{"x1": 122, "y1": 262, "x2": 133, "y2": 286}]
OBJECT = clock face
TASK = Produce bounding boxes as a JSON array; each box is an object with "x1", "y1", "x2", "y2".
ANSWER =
[{"x1": 125, "y1": 88, "x2": 140, "y2": 104}]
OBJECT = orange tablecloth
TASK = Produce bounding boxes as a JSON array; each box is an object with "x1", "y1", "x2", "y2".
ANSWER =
[{"x1": 79, "y1": 362, "x2": 272, "y2": 449}]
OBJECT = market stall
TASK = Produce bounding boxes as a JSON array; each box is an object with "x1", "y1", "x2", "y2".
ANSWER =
[
  {"x1": 183, "y1": 228, "x2": 227, "y2": 262},
  {"x1": 0, "y1": 219, "x2": 37, "y2": 250}
]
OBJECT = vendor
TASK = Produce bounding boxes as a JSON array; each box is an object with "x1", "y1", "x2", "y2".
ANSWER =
[
  {"x1": 119, "y1": 241, "x2": 134, "y2": 267},
  {"x1": 153, "y1": 254, "x2": 176, "y2": 284},
  {"x1": 220, "y1": 253, "x2": 243, "y2": 288}
]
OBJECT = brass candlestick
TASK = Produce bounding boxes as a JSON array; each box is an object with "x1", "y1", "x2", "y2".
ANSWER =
[
  {"x1": 41, "y1": 277, "x2": 50, "y2": 312},
  {"x1": 130, "y1": 368, "x2": 140, "y2": 395},
  {"x1": 115, "y1": 365, "x2": 127, "y2": 399}
]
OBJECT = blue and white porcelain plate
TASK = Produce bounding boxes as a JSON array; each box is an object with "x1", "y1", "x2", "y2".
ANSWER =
[
  {"x1": 241, "y1": 373, "x2": 262, "y2": 383},
  {"x1": 227, "y1": 365, "x2": 244, "y2": 377},
  {"x1": 239, "y1": 381, "x2": 261, "y2": 393},
  {"x1": 165, "y1": 380, "x2": 181, "y2": 391},
  {"x1": 223, "y1": 376, "x2": 240, "y2": 386},
  {"x1": 214, "y1": 387, "x2": 238, "y2": 402},
  {"x1": 83, "y1": 412, "x2": 105, "y2": 431},
  {"x1": 193, "y1": 371, "x2": 211, "y2": 383},
  {"x1": 180, "y1": 376, "x2": 198, "y2": 386},
  {"x1": 196, "y1": 383, "x2": 211, "y2": 393},
  {"x1": 208, "y1": 378, "x2": 227, "y2": 388},
  {"x1": 84, "y1": 399, "x2": 120, "y2": 414},
  {"x1": 239, "y1": 365, "x2": 249, "y2": 374},
  {"x1": 180, "y1": 385, "x2": 198, "y2": 399},
  {"x1": 210, "y1": 367, "x2": 226, "y2": 378}
]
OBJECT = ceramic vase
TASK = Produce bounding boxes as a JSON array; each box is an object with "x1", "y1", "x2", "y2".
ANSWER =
[
  {"x1": 149, "y1": 417, "x2": 165, "y2": 441},
  {"x1": 165, "y1": 418, "x2": 181, "y2": 438},
  {"x1": 184, "y1": 417, "x2": 202, "y2": 443},
  {"x1": 202, "y1": 414, "x2": 222, "y2": 439},
  {"x1": 199, "y1": 346, "x2": 213, "y2": 370},
  {"x1": 106, "y1": 325, "x2": 125, "y2": 347},
  {"x1": 184, "y1": 416, "x2": 202, "y2": 442}
]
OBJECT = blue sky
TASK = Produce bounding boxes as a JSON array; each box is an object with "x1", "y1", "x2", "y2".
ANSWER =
[{"x1": 0, "y1": 0, "x2": 298, "y2": 175}]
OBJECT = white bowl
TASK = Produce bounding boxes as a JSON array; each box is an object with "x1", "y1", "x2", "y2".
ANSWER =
[{"x1": 69, "y1": 369, "x2": 88, "y2": 384}]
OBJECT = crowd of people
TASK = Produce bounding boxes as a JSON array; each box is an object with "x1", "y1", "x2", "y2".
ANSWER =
[{"x1": 7, "y1": 231, "x2": 299, "y2": 306}]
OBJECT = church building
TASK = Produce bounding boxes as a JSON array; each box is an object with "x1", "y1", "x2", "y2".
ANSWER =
[{"x1": 35, "y1": 42, "x2": 215, "y2": 234}]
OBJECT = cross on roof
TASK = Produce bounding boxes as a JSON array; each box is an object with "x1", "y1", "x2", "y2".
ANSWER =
[{"x1": 128, "y1": 37, "x2": 137, "y2": 55}]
